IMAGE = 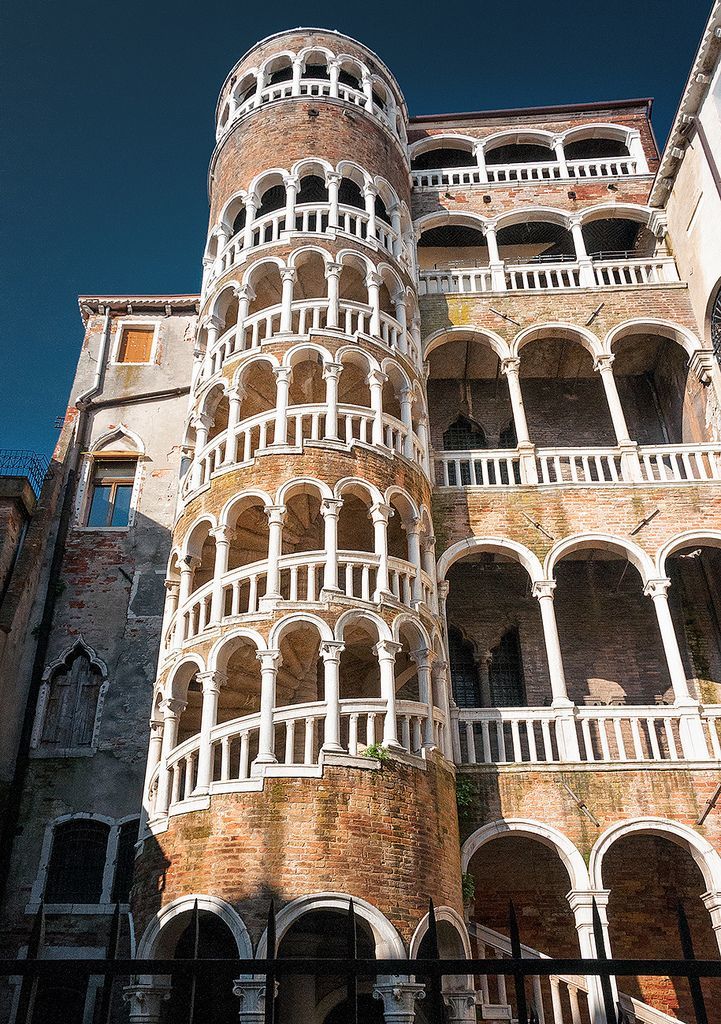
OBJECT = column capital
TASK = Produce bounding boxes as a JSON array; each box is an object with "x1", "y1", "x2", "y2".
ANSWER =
[
  {"x1": 234, "y1": 283, "x2": 256, "y2": 302},
  {"x1": 191, "y1": 412, "x2": 213, "y2": 431},
  {"x1": 325, "y1": 170, "x2": 342, "y2": 186},
  {"x1": 320, "y1": 496, "x2": 343, "y2": 516},
  {"x1": 203, "y1": 313, "x2": 224, "y2": 332},
  {"x1": 123, "y1": 981, "x2": 172, "y2": 1021},
  {"x1": 532, "y1": 579, "x2": 557, "y2": 600},
  {"x1": 500, "y1": 356, "x2": 521, "y2": 376},
  {"x1": 483, "y1": 218, "x2": 498, "y2": 233},
  {"x1": 232, "y1": 976, "x2": 268, "y2": 1020},
  {"x1": 324, "y1": 261, "x2": 343, "y2": 279},
  {"x1": 643, "y1": 577, "x2": 672, "y2": 599},
  {"x1": 367, "y1": 368, "x2": 388, "y2": 387},
  {"x1": 282, "y1": 174, "x2": 299, "y2": 190},
  {"x1": 593, "y1": 353, "x2": 616, "y2": 372},
  {"x1": 362, "y1": 182, "x2": 378, "y2": 199},
  {"x1": 272, "y1": 364, "x2": 292, "y2": 382},
  {"x1": 196, "y1": 669, "x2": 226, "y2": 692},
  {"x1": 160, "y1": 697, "x2": 187, "y2": 718},
  {"x1": 373, "y1": 981, "x2": 425, "y2": 1021},
  {"x1": 369, "y1": 501, "x2": 394, "y2": 524},
  {"x1": 409, "y1": 646, "x2": 433, "y2": 668},
  {"x1": 228, "y1": 385, "x2": 244, "y2": 402},
  {"x1": 568, "y1": 214, "x2": 584, "y2": 229},
  {"x1": 374, "y1": 639, "x2": 403, "y2": 661},
  {"x1": 437, "y1": 579, "x2": 449, "y2": 599},
  {"x1": 443, "y1": 990, "x2": 478, "y2": 1022},
  {"x1": 322, "y1": 360, "x2": 343, "y2": 379},
  {"x1": 366, "y1": 270, "x2": 383, "y2": 288},
  {"x1": 279, "y1": 267, "x2": 296, "y2": 284},
  {"x1": 472, "y1": 139, "x2": 485, "y2": 155},
  {"x1": 566, "y1": 888, "x2": 611, "y2": 914},
  {"x1": 210, "y1": 525, "x2": 235, "y2": 543},
  {"x1": 264, "y1": 504, "x2": 286, "y2": 525},
  {"x1": 256, "y1": 648, "x2": 282, "y2": 669},
  {"x1": 551, "y1": 135, "x2": 565, "y2": 148},
  {"x1": 401, "y1": 515, "x2": 422, "y2": 535},
  {"x1": 320, "y1": 640, "x2": 345, "y2": 662},
  {"x1": 422, "y1": 533, "x2": 436, "y2": 551},
  {"x1": 179, "y1": 554, "x2": 201, "y2": 572},
  {"x1": 164, "y1": 578, "x2": 180, "y2": 593}
]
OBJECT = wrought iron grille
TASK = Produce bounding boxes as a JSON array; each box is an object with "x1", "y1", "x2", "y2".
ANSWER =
[{"x1": 0, "y1": 450, "x2": 49, "y2": 497}]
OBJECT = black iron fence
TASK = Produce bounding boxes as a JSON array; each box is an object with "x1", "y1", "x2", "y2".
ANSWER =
[
  {"x1": 2, "y1": 899, "x2": 719, "y2": 1024},
  {"x1": 0, "y1": 450, "x2": 50, "y2": 497}
]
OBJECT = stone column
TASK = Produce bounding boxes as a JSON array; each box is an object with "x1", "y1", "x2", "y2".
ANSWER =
[
  {"x1": 253, "y1": 72, "x2": 264, "y2": 108},
  {"x1": 273, "y1": 366, "x2": 292, "y2": 446},
  {"x1": 567, "y1": 890, "x2": 617, "y2": 1024},
  {"x1": 500, "y1": 356, "x2": 537, "y2": 484},
  {"x1": 243, "y1": 196, "x2": 258, "y2": 250},
  {"x1": 701, "y1": 891, "x2": 721, "y2": 954},
  {"x1": 195, "y1": 670, "x2": 226, "y2": 793},
  {"x1": 374, "y1": 639, "x2": 404, "y2": 748},
  {"x1": 363, "y1": 184, "x2": 378, "y2": 240},
  {"x1": 433, "y1": 659, "x2": 454, "y2": 759},
  {"x1": 389, "y1": 203, "x2": 402, "y2": 256},
  {"x1": 323, "y1": 361, "x2": 342, "y2": 440},
  {"x1": 393, "y1": 294, "x2": 408, "y2": 353},
  {"x1": 291, "y1": 57, "x2": 303, "y2": 96},
  {"x1": 484, "y1": 222, "x2": 506, "y2": 291},
  {"x1": 362, "y1": 74, "x2": 374, "y2": 111},
  {"x1": 233, "y1": 977, "x2": 271, "y2": 1024},
  {"x1": 141, "y1": 714, "x2": 164, "y2": 823},
  {"x1": 123, "y1": 980, "x2": 172, "y2": 1023},
  {"x1": 417, "y1": 413, "x2": 432, "y2": 478},
  {"x1": 210, "y1": 525, "x2": 233, "y2": 623},
  {"x1": 627, "y1": 131, "x2": 649, "y2": 173},
  {"x1": 255, "y1": 650, "x2": 281, "y2": 765},
  {"x1": 472, "y1": 141, "x2": 489, "y2": 183},
  {"x1": 325, "y1": 262, "x2": 342, "y2": 330},
  {"x1": 593, "y1": 354, "x2": 643, "y2": 481},
  {"x1": 399, "y1": 387, "x2": 414, "y2": 459},
  {"x1": 191, "y1": 414, "x2": 212, "y2": 490},
  {"x1": 370, "y1": 501, "x2": 393, "y2": 600},
  {"x1": 321, "y1": 640, "x2": 345, "y2": 752},
  {"x1": 320, "y1": 497, "x2": 342, "y2": 596},
  {"x1": 532, "y1": 580, "x2": 580, "y2": 760},
  {"x1": 263, "y1": 505, "x2": 286, "y2": 602},
  {"x1": 283, "y1": 174, "x2": 299, "y2": 233},
  {"x1": 570, "y1": 217, "x2": 596, "y2": 286},
  {"x1": 328, "y1": 58, "x2": 340, "y2": 98},
  {"x1": 412, "y1": 648, "x2": 436, "y2": 747},
  {"x1": 161, "y1": 578, "x2": 179, "y2": 636},
  {"x1": 279, "y1": 268, "x2": 296, "y2": 333},
  {"x1": 553, "y1": 136, "x2": 569, "y2": 177},
  {"x1": 366, "y1": 272, "x2": 382, "y2": 337},
  {"x1": 444, "y1": 990, "x2": 478, "y2": 1022},
  {"x1": 177, "y1": 553, "x2": 199, "y2": 612},
  {"x1": 224, "y1": 386, "x2": 243, "y2": 464},
  {"x1": 405, "y1": 516, "x2": 423, "y2": 606},
  {"x1": 326, "y1": 172, "x2": 341, "y2": 228},
  {"x1": 236, "y1": 283, "x2": 254, "y2": 328},
  {"x1": 368, "y1": 368, "x2": 388, "y2": 447},
  {"x1": 373, "y1": 981, "x2": 425, "y2": 1022},
  {"x1": 155, "y1": 698, "x2": 187, "y2": 815}
]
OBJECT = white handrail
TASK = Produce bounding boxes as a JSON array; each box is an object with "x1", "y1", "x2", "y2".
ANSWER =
[{"x1": 412, "y1": 156, "x2": 639, "y2": 188}]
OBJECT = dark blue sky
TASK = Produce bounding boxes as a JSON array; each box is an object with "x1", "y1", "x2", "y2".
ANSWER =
[{"x1": 1, "y1": 0, "x2": 712, "y2": 456}]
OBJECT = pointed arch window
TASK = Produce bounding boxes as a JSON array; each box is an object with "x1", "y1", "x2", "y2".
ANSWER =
[
  {"x1": 448, "y1": 626, "x2": 481, "y2": 708},
  {"x1": 79, "y1": 427, "x2": 143, "y2": 530},
  {"x1": 40, "y1": 646, "x2": 103, "y2": 749},
  {"x1": 443, "y1": 414, "x2": 487, "y2": 451}
]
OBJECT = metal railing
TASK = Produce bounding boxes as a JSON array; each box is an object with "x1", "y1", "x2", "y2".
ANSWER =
[{"x1": 0, "y1": 450, "x2": 49, "y2": 497}]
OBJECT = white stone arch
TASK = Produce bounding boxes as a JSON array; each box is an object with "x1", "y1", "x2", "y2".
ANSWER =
[
  {"x1": 282, "y1": 341, "x2": 334, "y2": 369},
  {"x1": 333, "y1": 475, "x2": 384, "y2": 506},
  {"x1": 512, "y1": 322, "x2": 603, "y2": 361},
  {"x1": 136, "y1": 894, "x2": 253, "y2": 959},
  {"x1": 409, "y1": 906, "x2": 472, "y2": 959},
  {"x1": 229, "y1": 68, "x2": 259, "y2": 106},
  {"x1": 378, "y1": 261, "x2": 404, "y2": 302},
  {"x1": 217, "y1": 189, "x2": 250, "y2": 235},
  {"x1": 409, "y1": 133, "x2": 479, "y2": 160},
  {"x1": 335, "y1": 608, "x2": 393, "y2": 644},
  {"x1": 232, "y1": 350, "x2": 280, "y2": 389},
  {"x1": 423, "y1": 325, "x2": 510, "y2": 362},
  {"x1": 461, "y1": 818, "x2": 590, "y2": 891},
  {"x1": 336, "y1": 246, "x2": 375, "y2": 276},
  {"x1": 336, "y1": 159, "x2": 372, "y2": 191},
  {"x1": 296, "y1": 44, "x2": 335, "y2": 69},
  {"x1": 334, "y1": 52, "x2": 367, "y2": 85},
  {"x1": 255, "y1": 892, "x2": 406, "y2": 958},
  {"x1": 414, "y1": 209, "x2": 489, "y2": 238},
  {"x1": 437, "y1": 537, "x2": 544, "y2": 586},
  {"x1": 545, "y1": 533, "x2": 655, "y2": 585},
  {"x1": 656, "y1": 530, "x2": 721, "y2": 577},
  {"x1": 180, "y1": 513, "x2": 218, "y2": 559},
  {"x1": 196, "y1": 378, "x2": 229, "y2": 420},
  {"x1": 494, "y1": 205, "x2": 571, "y2": 231},
  {"x1": 336, "y1": 344, "x2": 380, "y2": 376},
  {"x1": 163, "y1": 653, "x2": 207, "y2": 702},
  {"x1": 561, "y1": 122, "x2": 636, "y2": 147},
  {"x1": 589, "y1": 817, "x2": 721, "y2": 894},
  {"x1": 269, "y1": 611, "x2": 334, "y2": 649},
  {"x1": 89, "y1": 423, "x2": 146, "y2": 457},
  {"x1": 258, "y1": 49, "x2": 297, "y2": 85},
  {"x1": 248, "y1": 167, "x2": 290, "y2": 207},
  {"x1": 482, "y1": 128, "x2": 556, "y2": 155},
  {"x1": 208, "y1": 627, "x2": 267, "y2": 673},
  {"x1": 291, "y1": 156, "x2": 334, "y2": 182},
  {"x1": 219, "y1": 488, "x2": 273, "y2": 528},
  {"x1": 372, "y1": 174, "x2": 401, "y2": 211},
  {"x1": 287, "y1": 243, "x2": 333, "y2": 270},
  {"x1": 391, "y1": 611, "x2": 432, "y2": 651},
  {"x1": 209, "y1": 279, "x2": 243, "y2": 321},
  {"x1": 380, "y1": 356, "x2": 412, "y2": 394},
  {"x1": 384, "y1": 484, "x2": 419, "y2": 520},
  {"x1": 276, "y1": 476, "x2": 333, "y2": 506},
  {"x1": 242, "y1": 255, "x2": 287, "y2": 291},
  {"x1": 578, "y1": 201, "x2": 654, "y2": 227},
  {"x1": 604, "y1": 317, "x2": 704, "y2": 361}
]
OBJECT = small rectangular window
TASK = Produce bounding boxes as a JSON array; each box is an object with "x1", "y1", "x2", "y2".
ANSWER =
[
  {"x1": 86, "y1": 458, "x2": 137, "y2": 528},
  {"x1": 117, "y1": 326, "x2": 155, "y2": 364}
]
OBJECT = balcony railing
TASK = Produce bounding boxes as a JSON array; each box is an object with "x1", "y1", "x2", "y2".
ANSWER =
[
  {"x1": 164, "y1": 551, "x2": 434, "y2": 651},
  {"x1": 205, "y1": 203, "x2": 400, "y2": 290},
  {"x1": 434, "y1": 443, "x2": 721, "y2": 488},
  {"x1": 418, "y1": 256, "x2": 679, "y2": 295},
  {"x1": 455, "y1": 704, "x2": 721, "y2": 767},
  {"x1": 0, "y1": 449, "x2": 49, "y2": 497},
  {"x1": 202, "y1": 300, "x2": 413, "y2": 380},
  {"x1": 411, "y1": 156, "x2": 640, "y2": 189},
  {"x1": 182, "y1": 405, "x2": 425, "y2": 499},
  {"x1": 148, "y1": 698, "x2": 446, "y2": 817}
]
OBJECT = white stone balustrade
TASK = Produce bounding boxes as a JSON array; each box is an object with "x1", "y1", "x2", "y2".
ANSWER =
[
  {"x1": 435, "y1": 442, "x2": 721, "y2": 489},
  {"x1": 454, "y1": 704, "x2": 721, "y2": 766},
  {"x1": 163, "y1": 550, "x2": 435, "y2": 651},
  {"x1": 146, "y1": 698, "x2": 447, "y2": 819},
  {"x1": 418, "y1": 256, "x2": 679, "y2": 295},
  {"x1": 411, "y1": 156, "x2": 640, "y2": 189}
]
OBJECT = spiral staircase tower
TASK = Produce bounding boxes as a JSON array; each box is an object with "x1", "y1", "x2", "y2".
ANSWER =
[{"x1": 132, "y1": 27, "x2": 463, "y2": 1016}]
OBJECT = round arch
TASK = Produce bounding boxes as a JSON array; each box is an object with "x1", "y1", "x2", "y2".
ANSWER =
[
  {"x1": 544, "y1": 533, "x2": 655, "y2": 584},
  {"x1": 461, "y1": 819, "x2": 590, "y2": 891},
  {"x1": 219, "y1": 488, "x2": 273, "y2": 528},
  {"x1": 136, "y1": 894, "x2": 253, "y2": 959},
  {"x1": 423, "y1": 326, "x2": 510, "y2": 363},
  {"x1": 208, "y1": 627, "x2": 267, "y2": 672},
  {"x1": 579, "y1": 202, "x2": 653, "y2": 227},
  {"x1": 512, "y1": 322, "x2": 603, "y2": 361},
  {"x1": 604, "y1": 318, "x2": 703, "y2": 361},
  {"x1": 437, "y1": 537, "x2": 544, "y2": 586},
  {"x1": 334, "y1": 608, "x2": 393, "y2": 643},
  {"x1": 483, "y1": 128, "x2": 556, "y2": 154},
  {"x1": 589, "y1": 818, "x2": 721, "y2": 894},
  {"x1": 561, "y1": 123, "x2": 635, "y2": 146},
  {"x1": 333, "y1": 475, "x2": 384, "y2": 506},
  {"x1": 494, "y1": 206, "x2": 570, "y2": 232},
  {"x1": 268, "y1": 611, "x2": 334, "y2": 649},
  {"x1": 391, "y1": 611, "x2": 432, "y2": 650},
  {"x1": 255, "y1": 892, "x2": 406, "y2": 958},
  {"x1": 409, "y1": 906, "x2": 472, "y2": 959},
  {"x1": 409, "y1": 134, "x2": 479, "y2": 160},
  {"x1": 276, "y1": 476, "x2": 333, "y2": 506},
  {"x1": 656, "y1": 530, "x2": 721, "y2": 577},
  {"x1": 415, "y1": 210, "x2": 488, "y2": 238}
]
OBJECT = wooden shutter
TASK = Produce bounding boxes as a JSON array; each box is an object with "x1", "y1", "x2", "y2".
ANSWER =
[{"x1": 118, "y1": 327, "x2": 154, "y2": 363}]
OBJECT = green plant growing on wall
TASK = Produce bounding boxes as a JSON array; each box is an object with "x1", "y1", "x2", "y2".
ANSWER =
[
  {"x1": 363, "y1": 743, "x2": 391, "y2": 764},
  {"x1": 461, "y1": 871, "x2": 475, "y2": 904},
  {"x1": 456, "y1": 776, "x2": 474, "y2": 816}
]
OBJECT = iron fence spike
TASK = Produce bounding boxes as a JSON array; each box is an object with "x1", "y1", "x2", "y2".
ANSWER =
[{"x1": 509, "y1": 901, "x2": 529, "y2": 1024}]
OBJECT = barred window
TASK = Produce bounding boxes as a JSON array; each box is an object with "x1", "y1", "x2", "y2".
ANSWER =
[
  {"x1": 41, "y1": 649, "x2": 102, "y2": 749},
  {"x1": 45, "y1": 820, "x2": 109, "y2": 903},
  {"x1": 448, "y1": 626, "x2": 481, "y2": 707},
  {"x1": 443, "y1": 415, "x2": 487, "y2": 451},
  {"x1": 489, "y1": 628, "x2": 526, "y2": 707}
]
